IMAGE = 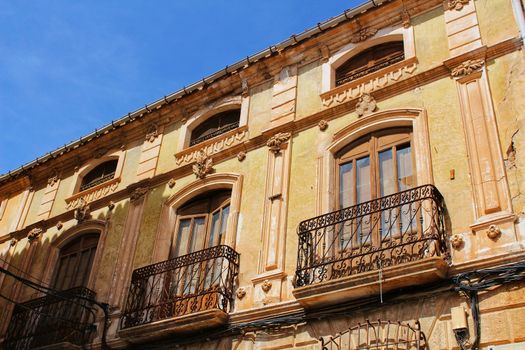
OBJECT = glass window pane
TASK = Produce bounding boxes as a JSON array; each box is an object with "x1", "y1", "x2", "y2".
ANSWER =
[
  {"x1": 397, "y1": 144, "x2": 413, "y2": 190},
  {"x1": 339, "y1": 162, "x2": 354, "y2": 209},
  {"x1": 208, "y1": 212, "x2": 221, "y2": 248},
  {"x1": 189, "y1": 217, "x2": 206, "y2": 253},
  {"x1": 219, "y1": 205, "x2": 230, "y2": 243},
  {"x1": 356, "y1": 156, "x2": 371, "y2": 204},
  {"x1": 379, "y1": 149, "x2": 395, "y2": 196},
  {"x1": 174, "y1": 219, "x2": 191, "y2": 257}
]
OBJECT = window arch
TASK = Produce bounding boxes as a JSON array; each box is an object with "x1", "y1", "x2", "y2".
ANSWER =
[
  {"x1": 335, "y1": 41, "x2": 405, "y2": 86},
  {"x1": 79, "y1": 159, "x2": 118, "y2": 192},
  {"x1": 189, "y1": 109, "x2": 241, "y2": 146}
]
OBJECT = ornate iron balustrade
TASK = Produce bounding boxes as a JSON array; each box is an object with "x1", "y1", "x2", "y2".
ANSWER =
[
  {"x1": 335, "y1": 52, "x2": 405, "y2": 86},
  {"x1": 321, "y1": 320, "x2": 426, "y2": 350},
  {"x1": 189, "y1": 121, "x2": 240, "y2": 146},
  {"x1": 295, "y1": 185, "x2": 448, "y2": 287},
  {"x1": 121, "y1": 245, "x2": 239, "y2": 329},
  {"x1": 3, "y1": 287, "x2": 97, "y2": 350},
  {"x1": 79, "y1": 172, "x2": 116, "y2": 192}
]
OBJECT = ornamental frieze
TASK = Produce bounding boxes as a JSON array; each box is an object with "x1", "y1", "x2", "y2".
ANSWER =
[
  {"x1": 65, "y1": 178, "x2": 120, "y2": 210},
  {"x1": 450, "y1": 59, "x2": 484, "y2": 77},
  {"x1": 322, "y1": 57, "x2": 417, "y2": 108},
  {"x1": 175, "y1": 127, "x2": 247, "y2": 167}
]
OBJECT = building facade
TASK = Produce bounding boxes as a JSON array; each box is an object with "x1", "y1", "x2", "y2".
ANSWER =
[{"x1": 1, "y1": 0, "x2": 525, "y2": 349}]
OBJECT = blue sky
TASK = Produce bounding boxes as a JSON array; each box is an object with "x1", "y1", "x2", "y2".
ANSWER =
[{"x1": 0, "y1": 1, "x2": 363, "y2": 175}]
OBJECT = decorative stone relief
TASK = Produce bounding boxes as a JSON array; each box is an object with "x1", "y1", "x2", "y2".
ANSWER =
[
  {"x1": 56, "y1": 221, "x2": 63, "y2": 230},
  {"x1": 94, "y1": 147, "x2": 108, "y2": 159},
  {"x1": 487, "y1": 224, "x2": 502, "y2": 240},
  {"x1": 451, "y1": 59, "x2": 484, "y2": 77},
  {"x1": 192, "y1": 150, "x2": 213, "y2": 179},
  {"x1": 237, "y1": 151, "x2": 246, "y2": 162},
  {"x1": 350, "y1": 28, "x2": 378, "y2": 43},
  {"x1": 356, "y1": 93, "x2": 377, "y2": 117},
  {"x1": 168, "y1": 178, "x2": 176, "y2": 188},
  {"x1": 74, "y1": 198, "x2": 91, "y2": 222},
  {"x1": 130, "y1": 187, "x2": 149, "y2": 203},
  {"x1": 28, "y1": 227, "x2": 43, "y2": 242},
  {"x1": 322, "y1": 58, "x2": 417, "y2": 108},
  {"x1": 320, "y1": 45, "x2": 330, "y2": 62},
  {"x1": 236, "y1": 287, "x2": 246, "y2": 299},
  {"x1": 261, "y1": 280, "x2": 272, "y2": 292},
  {"x1": 266, "y1": 132, "x2": 291, "y2": 154},
  {"x1": 241, "y1": 79, "x2": 249, "y2": 97},
  {"x1": 450, "y1": 234, "x2": 464, "y2": 249},
  {"x1": 10, "y1": 238, "x2": 18, "y2": 247},
  {"x1": 145, "y1": 123, "x2": 159, "y2": 143},
  {"x1": 65, "y1": 178, "x2": 120, "y2": 210},
  {"x1": 318, "y1": 120, "x2": 328, "y2": 131},
  {"x1": 108, "y1": 201, "x2": 115, "y2": 211},
  {"x1": 401, "y1": 9, "x2": 411, "y2": 28},
  {"x1": 175, "y1": 127, "x2": 248, "y2": 167},
  {"x1": 446, "y1": 0, "x2": 470, "y2": 11},
  {"x1": 47, "y1": 169, "x2": 60, "y2": 187}
]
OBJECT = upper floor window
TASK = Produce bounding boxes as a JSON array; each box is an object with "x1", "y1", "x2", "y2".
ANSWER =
[
  {"x1": 53, "y1": 233, "x2": 99, "y2": 290},
  {"x1": 189, "y1": 109, "x2": 240, "y2": 146},
  {"x1": 79, "y1": 159, "x2": 118, "y2": 192},
  {"x1": 335, "y1": 41, "x2": 405, "y2": 86}
]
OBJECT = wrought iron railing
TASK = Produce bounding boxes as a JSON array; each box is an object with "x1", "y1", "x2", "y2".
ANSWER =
[
  {"x1": 121, "y1": 245, "x2": 239, "y2": 329},
  {"x1": 3, "y1": 287, "x2": 97, "y2": 350},
  {"x1": 335, "y1": 52, "x2": 405, "y2": 86},
  {"x1": 79, "y1": 172, "x2": 116, "y2": 192},
  {"x1": 189, "y1": 121, "x2": 240, "y2": 146},
  {"x1": 320, "y1": 320, "x2": 426, "y2": 350},
  {"x1": 294, "y1": 185, "x2": 448, "y2": 287}
]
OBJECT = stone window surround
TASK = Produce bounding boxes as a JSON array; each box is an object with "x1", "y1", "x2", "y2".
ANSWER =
[
  {"x1": 318, "y1": 108, "x2": 433, "y2": 214},
  {"x1": 176, "y1": 95, "x2": 249, "y2": 153},
  {"x1": 321, "y1": 25, "x2": 416, "y2": 93},
  {"x1": 67, "y1": 148, "x2": 126, "y2": 197}
]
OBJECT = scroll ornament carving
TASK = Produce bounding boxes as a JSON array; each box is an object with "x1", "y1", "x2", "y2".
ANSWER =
[
  {"x1": 350, "y1": 28, "x2": 378, "y2": 43},
  {"x1": 451, "y1": 59, "x2": 484, "y2": 77},
  {"x1": 450, "y1": 233, "x2": 464, "y2": 249},
  {"x1": 145, "y1": 123, "x2": 159, "y2": 143},
  {"x1": 267, "y1": 132, "x2": 291, "y2": 154},
  {"x1": 487, "y1": 224, "x2": 502, "y2": 240},
  {"x1": 74, "y1": 198, "x2": 91, "y2": 222},
  {"x1": 261, "y1": 280, "x2": 272, "y2": 293},
  {"x1": 446, "y1": 0, "x2": 469, "y2": 11},
  {"x1": 28, "y1": 227, "x2": 43, "y2": 242},
  {"x1": 236, "y1": 287, "x2": 246, "y2": 299},
  {"x1": 192, "y1": 150, "x2": 213, "y2": 179},
  {"x1": 356, "y1": 93, "x2": 377, "y2": 117},
  {"x1": 318, "y1": 120, "x2": 328, "y2": 131},
  {"x1": 130, "y1": 187, "x2": 149, "y2": 203},
  {"x1": 241, "y1": 79, "x2": 249, "y2": 97}
]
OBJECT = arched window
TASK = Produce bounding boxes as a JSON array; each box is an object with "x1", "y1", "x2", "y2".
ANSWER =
[
  {"x1": 171, "y1": 190, "x2": 231, "y2": 258},
  {"x1": 189, "y1": 109, "x2": 240, "y2": 146},
  {"x1": 335, "y1": 41, "x2": 405, "y2": 86},
  {"x1": 80, "y1": 159, "x2": 118, "y2": 192},
  {"x1": 52, "y1": 233, "x2": 99, "y2": 290}
]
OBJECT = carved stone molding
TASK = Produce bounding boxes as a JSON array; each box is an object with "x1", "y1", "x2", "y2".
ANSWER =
[
  {"x1": 65, "y1": 178, "x2": 120, "y2": 210},
  {"x1": 266, "y1": 132, "x2": 291, "y2": 154},
  {"x1": 236, "y1": 287, "x2": 246, "y2": 299},
  {"x1": 145, "y1": 123, "x2": 159, "y2": 143},
  {"x1": 74, "y1": 199, "x2": 91, "y2": 222},
  {"x1": 322, "y1": 57, "x2": 417, "y2": 108},
  {"x1": 237, "y1": 151, "x2": 246, "y2": 162},
  {"x1": 487, "y1": 224, "x2": 502, "y2": 240},
  {"x1": 355, "y1": 93, "x2": 377, "y2": 117},
  {"x1": 350, "y1": 28, "x2": 378, "y2": 43},
  {"x1": 192, "y1": 150, "x2": 213, "y2": 179},
  {"x1": 175, "y1": 127, "x2": 248, "y2": 167},
  {"x1": 130, "y1": 187, "x2": 149, "y2": 203},
  {"x1": 451, "y1": 59, "x2": 484, "y2": 77},
  {"x1": 318, "y1": 120, "x2": 329, "y2": 131},
  {"x1": 27, "y1": 227, "x2": 43, "y2": 242},
  {"x1": 446, "y1": 0, "x2": 470, "y2": 11},
  {"x1": 450, "y1": 234, "x2": 464, "y2": 249},
  {"x1": 261, "y1": 280, "x2": 272, "y2": 293}
]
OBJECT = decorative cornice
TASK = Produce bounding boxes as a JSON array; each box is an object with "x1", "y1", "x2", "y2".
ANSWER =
[
  {"x1": 74, "y1": 198, "x2": 91, "y2": 222},
  {"x1": 266, "y1": 132, "x2": 291, "y2": 154},
  {"x1": 445, "y1": 0, "x2": 469, "y2": 11},
  {"x1": 65, "y1": 178, "x2": 120, "y2": 210},
  {"x1": 192, "y1": 150, "x2": 213, "y2": 179},
  {"x1": 350, "y1": 27, "x2": 378, "y2": 44},
  {"x1": 355, "y1": 93, "x2": 377, "y2": 117},
  {"x1": 451, "y1": 59, "x2": 484, "y2": 77}
]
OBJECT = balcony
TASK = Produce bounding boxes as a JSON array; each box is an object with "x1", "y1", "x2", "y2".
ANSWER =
[
  {"x1": 3, "y1": 287, "x2": 97, "y2": 350},
  {"x1": 293, "y1": 185, "x2": 449, "y2": 309},
  {"x1": 119, "y1": 245, "x2": 239, "y2": 343}
]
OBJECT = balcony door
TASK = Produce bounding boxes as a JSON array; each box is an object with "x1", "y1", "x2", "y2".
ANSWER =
[
  {"x1": 336, "y1": 128, "x2": 415, "y2": 251},
  {"x1": 170, "y1": 190, "x2": 231, "y2": 295}
]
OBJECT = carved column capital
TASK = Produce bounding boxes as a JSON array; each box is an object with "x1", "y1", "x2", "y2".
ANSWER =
[
  {"x1": 28, "y1": 227, "x2": 43, "y2": 243},
  {"x1": 445, "y1": 0, "x2": 470, "y2": 11},
  {"x1": 266, "y1": 132, "x2": 291, "y2": 154},
  {"x1": 192, "y1": 150, "x2": 213, "y2": 179},
  {"x1": 451, "y1": 59, "x2": 484, "y2": 77},
  {"x1": 130, "y1": 187, "x2": 149, "y2": 203},
  {"x1": 145, "y1": 122, "x2": 159, "y2": 143}
]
